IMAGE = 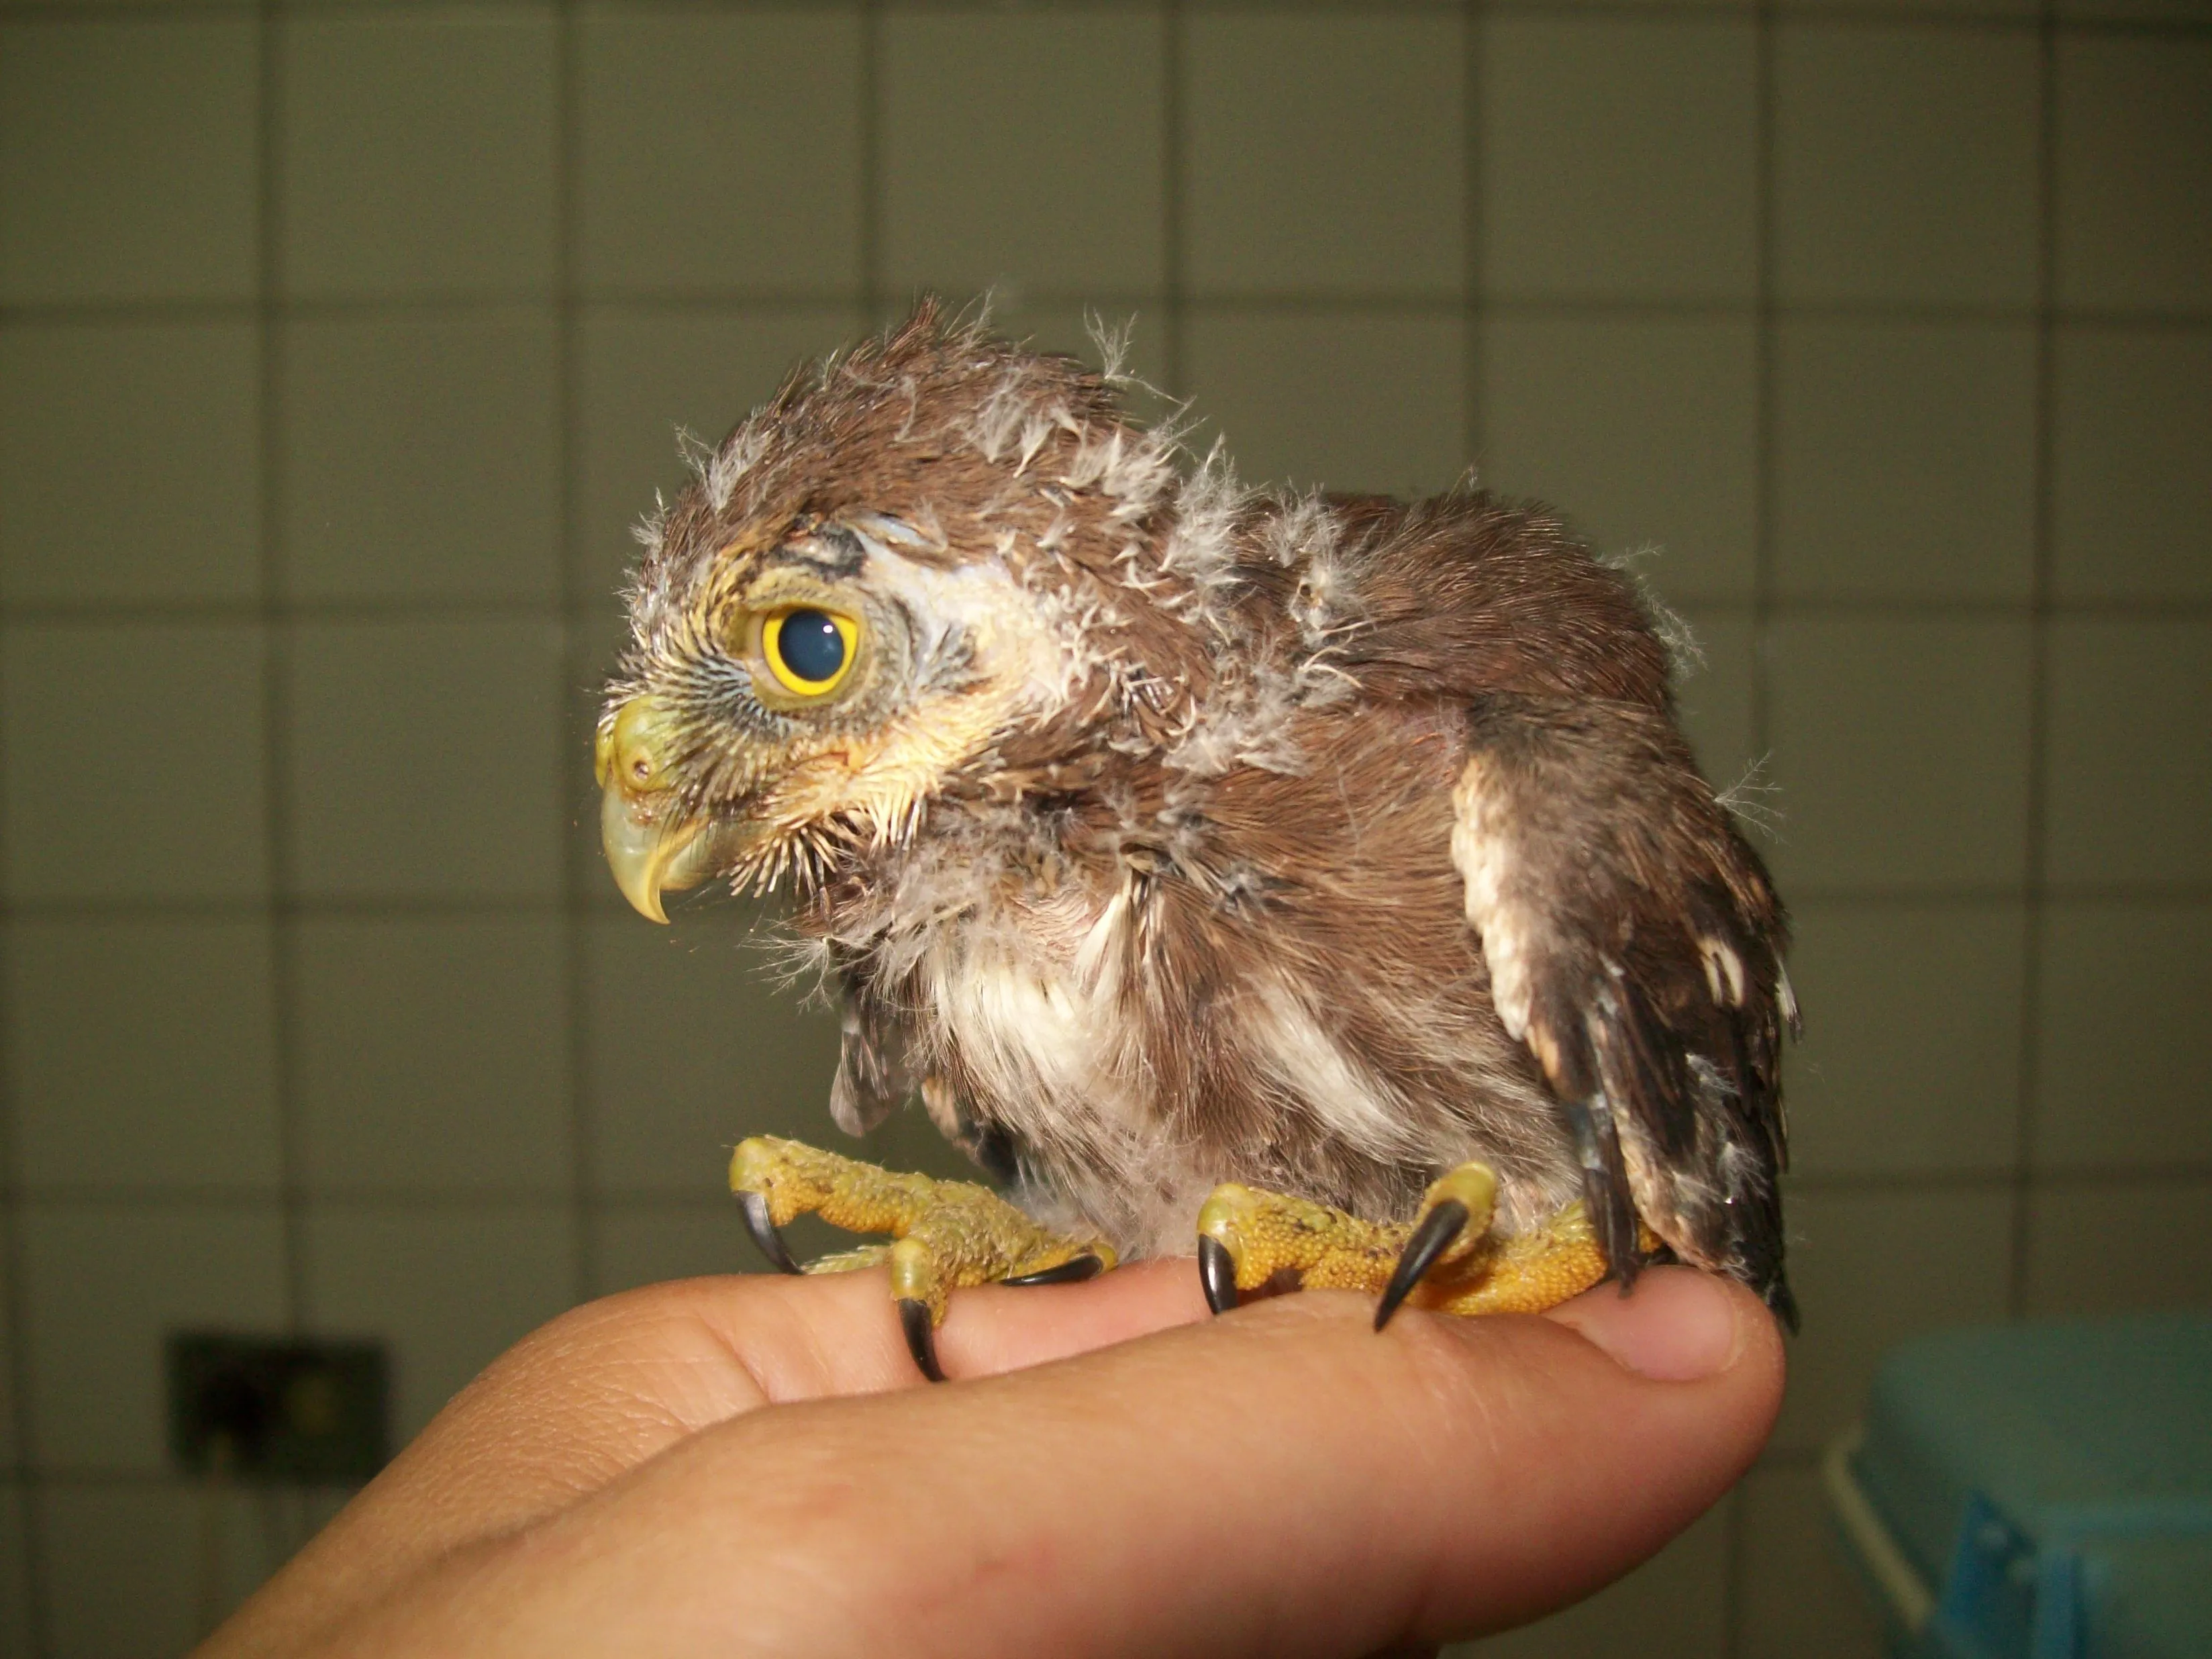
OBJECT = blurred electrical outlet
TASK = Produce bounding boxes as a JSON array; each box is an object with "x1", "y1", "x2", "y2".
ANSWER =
[{"x1": 167, "y1": 1332, "x2": 389, "y2": 1482}]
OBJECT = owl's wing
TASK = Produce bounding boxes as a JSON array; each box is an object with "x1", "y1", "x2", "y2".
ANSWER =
[
  {"x1": 1451, "y1": 693, "x2": 1797, "y2": 1325},
  {"x1": 830, "y1": 971, "x2": 911, "y2": 1137}
]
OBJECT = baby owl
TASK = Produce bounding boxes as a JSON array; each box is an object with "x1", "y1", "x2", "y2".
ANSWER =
[{"x1": 597, "y1": 303, "x2": 1796, "y2": 1382}]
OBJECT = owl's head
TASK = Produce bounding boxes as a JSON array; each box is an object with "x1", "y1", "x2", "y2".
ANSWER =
[{"x1": 596, "y1": 302, "x2": 1231, "y2": 921}]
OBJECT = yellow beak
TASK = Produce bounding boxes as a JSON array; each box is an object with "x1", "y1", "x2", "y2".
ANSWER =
[{"x1": 595, "y1": 697, "x2": 712, "y2": 924}]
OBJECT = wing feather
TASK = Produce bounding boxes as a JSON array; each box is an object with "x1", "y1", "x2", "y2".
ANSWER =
[{"x1": 1451, "y1": 693, "x2": 1797, "y2": 1324}]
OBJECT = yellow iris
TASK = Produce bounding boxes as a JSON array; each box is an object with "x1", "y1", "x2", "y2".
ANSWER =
[{"x1": 760, "y1": 607, "x2": 860, "y2": 697}]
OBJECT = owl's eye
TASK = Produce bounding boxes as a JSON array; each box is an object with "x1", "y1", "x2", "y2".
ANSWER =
[{"x1": 760, "y1": 607, "x2": 859, "y2": 697}]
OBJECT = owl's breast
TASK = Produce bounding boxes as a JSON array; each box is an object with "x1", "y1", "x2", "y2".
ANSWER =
[{"x1": 917, "y1": 883, "x2": 1149, "y2": 1150}]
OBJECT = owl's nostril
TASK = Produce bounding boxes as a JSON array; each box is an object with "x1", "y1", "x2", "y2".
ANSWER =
[{"x1": 599, "y1": 694, "x2": 679, "y2": 797}]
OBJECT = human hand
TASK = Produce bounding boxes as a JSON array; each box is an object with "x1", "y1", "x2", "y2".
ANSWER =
[{"x1": 195, "y1": 1258, "x2": 1784, "y2": 1658}]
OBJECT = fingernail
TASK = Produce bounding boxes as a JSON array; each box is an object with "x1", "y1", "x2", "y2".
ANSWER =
[{"x1": 1547, "y1": 1268, "x2": 1746, "y2": 1382}]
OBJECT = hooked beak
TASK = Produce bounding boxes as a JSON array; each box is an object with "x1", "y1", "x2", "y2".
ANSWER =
[{"x1": 595, "y1": 697, "x2": 716, "y2": 923}]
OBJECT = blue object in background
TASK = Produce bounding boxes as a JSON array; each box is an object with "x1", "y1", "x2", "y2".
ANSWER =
[{"x1": 1825, "y1": 1311, "x2": 2212, "y2": 1659}]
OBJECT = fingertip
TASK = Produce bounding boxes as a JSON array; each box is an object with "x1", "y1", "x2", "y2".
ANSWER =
[{"x1": 1542, "y1": 1266, "x2": 1752, "y2": 1382}]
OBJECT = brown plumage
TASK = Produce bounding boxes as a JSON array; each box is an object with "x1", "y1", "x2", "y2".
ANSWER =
[{"x1": 601, "y1": 301, "x2": 1797, "y2": 1326}]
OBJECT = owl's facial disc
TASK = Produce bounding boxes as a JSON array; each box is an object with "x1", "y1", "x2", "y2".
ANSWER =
[{"x1": 600, "y1": 521, "x2": 1067, "y2": 920}]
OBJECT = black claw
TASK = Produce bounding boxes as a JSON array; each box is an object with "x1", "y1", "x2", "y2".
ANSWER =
[
  {"x1": 1198, "y1": 1236, "x2": 1241, "y2": 1316},
  {"x1": 1002, "y1": 1253, "x2": 1105, "y2": 1287},
  {"x1": 737, "y1": 1191, "x2": 803, "y2": 1276},
  {"x1": 1374, "y1": 1199, "x2": 1471, "y2": 1331},
  {"x1": 897, "y1": 1298, "x2": 946, "y2": 1382}
]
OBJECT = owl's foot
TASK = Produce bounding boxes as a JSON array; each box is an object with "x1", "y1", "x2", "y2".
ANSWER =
[
  {"x1": 1193, "y1": 1183, "x2": 1418, "y2": 1313},
  {"x1": 727, "y1": 1136, "x2": 1115, "y2": 1382},
  {"x1": 1195, "y1": 1162, "x2": 1613, "y2": 1327}
]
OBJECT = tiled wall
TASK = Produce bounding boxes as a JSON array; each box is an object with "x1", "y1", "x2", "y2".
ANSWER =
[{"x1": 0, "y1": 2, "x2": 2205, "y2": 1654}]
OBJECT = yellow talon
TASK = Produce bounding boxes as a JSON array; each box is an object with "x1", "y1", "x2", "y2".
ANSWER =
[
  {"x1": 1197, "y1": 1162, "x2": 1614, "y2": 1324},
  {"x1": 727, "y1": 1135, "x2": 1116, "y2": 1380}
]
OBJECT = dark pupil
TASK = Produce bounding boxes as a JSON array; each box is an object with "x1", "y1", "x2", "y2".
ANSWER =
[{"x1": 780, "y1": 609, "x2": 846, "y2": 683}]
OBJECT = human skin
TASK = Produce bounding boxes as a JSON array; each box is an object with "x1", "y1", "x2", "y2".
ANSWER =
[{"x1": 195, "y1": 1261, "x2": 1784, "y2": 1658}]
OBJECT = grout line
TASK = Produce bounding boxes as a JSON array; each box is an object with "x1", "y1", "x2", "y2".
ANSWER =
[
  {"x1": 9, "y1": 1187, "x2": 620, "y2": 1210},
  {"x1": 1784, "y1": 1163, "x2": 2212, "y2": 1195},
  {"x1": 556, "y1": 0, "x2": 593, "y2": 1311},
  {"x1": 1727, "y1": 5, "x2": 1780, "y2": 1651},
  {"x1": 0, "y1": 597, "x2": 593, "y2": 623},
  {"x1": 0, "y1": 896, "x2": 605, "y2": 921},
  {"x1": 255, "y1": 1, "x2": 309, "y2": 1342},
  {"x1": 2008, "y1": 0, "x2": 2062, "y2": 1323},
  {"x1": 9, "y1": 292, "x2": 2212, "y2": 330},
  {"x1": 8, "y1": 0, "x2": 2205, "y2": 33},
  {"x1": 0, "y1": 558, "x2": 50, "y2": 1656},
  {"x1": 6, "y1": 1164, "x2": 2204, "y2": 1210},
  {"x1": 0, "y1": 0, "x2": 2206, "y2": 26},
  {"x1": 1462, "y1": 0, "x2": 1485, "y2": 472},
  {"x1": 859, "y1": 0, "x2": 883, "y2": 325},
  {"x1": 1784, "y1": 881, "x2": 2212, "y2": 905},
  {"x1": 1748, "y1": 0, "x2": 1780, "y2": 784},
  {"x1": 1160, "y1": 0, "x2": 1184, "y2": 394}
]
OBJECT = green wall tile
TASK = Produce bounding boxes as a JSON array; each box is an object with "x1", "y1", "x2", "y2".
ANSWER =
[
  {"x1": 579, "y1": 9, "x2": 862, "y2": 299},
  {"x1": 1481, "y1": 17, "x2": 1757, "y2": 304},
  {"x1": 1, "y1": 621, "x2": 270, "y2": 902},
  {"x1": 283, "y1": 618, "x2": 564, "y2": 900},
  {"x1": 1777, "y1": 0, "x2": 2031, "y2": 19},
  {"x1": 2056, "y1": 38, "x2": 2212, "y2": 315},
  {"x1": 2044, "y1": 619, "x2": 2212, "y2": 887},
  {"x1": 2023, "y1": 1181, "x2": 2212, "y2": 1317},
  {"x1": 0, "y1": 1293, "x2": 15, "y2": 1469},
  {"x1": 295, "y1": 916, "x2": 573, "y2": 1195},
  {"x1": 280, "y1": 13, "x2": 557, "y2": 299},
  {"x1": 1183, "y1": 13, "x2": 1464, "y2": 297},
  {"x1": 279, "y1": 311, "x2": 560, "y2": 603},
  {"x1": 2052, "y1": 327, "x2": 2212, "y2": 603},
  {"x1": 0, "y1": 18, "x2": 258, "y2": 303},
  {"x1": 583, "y1": 909, "x2": 842, "y2": 1197},
  {"x1": 2033, "y1": 901, "x2": 2212, "y2": 1172},
  {"x1": 1765, "y1": 617, "x2": 2033, "y2": 894},
  {"x1": 1735, "y1": 1465, "x2": 1887, "y2": 1659},
  {"x1": 0, "y1": 1491, "x2": 24, "y2": 1659},
  {"x1": 591, "y1": 1205, "x2": 750, "y2": 1299},
  {"x1": 41, "y1": 1484, "x2": 275, "y2": 1657},
  {"x1": 1182, "y1": 309, "x2": 1466, "y2": 497},
  {"x1": 2054, "y1": 0, "x2": 2212, "y2": 20},
  {"x1": 6, "y1": 919, "x2": 282, "y2": 1194},
  {"x1": 1774, "y1": 320, "x2": 2037, "y2": 604},
  {"x1": 1480, "y1": 315, "x2": 1758, "y2": 605},
  {"x1": 1785, "y1": 900, "x2": 2025, "y2": 1178},
  {"x1": 1670, "y1": 605, "x2": 1757, "y2": 787},
  {"x1": 883, "y1": 13, "x2": 1164, "y2": 297},
  {"x1": 1774, "y1": 1185, "x2": 2014, "y2": 1455},
  {"x1": 1458, "y1": 1501, "x2": 1732, "y2": 1658},
  {"x1": 0, "y1": 320, "x2": 262, "y2": 605},
  {"x1": 1775, "y1": 25, "x2": 2040, "y2": 308}
]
